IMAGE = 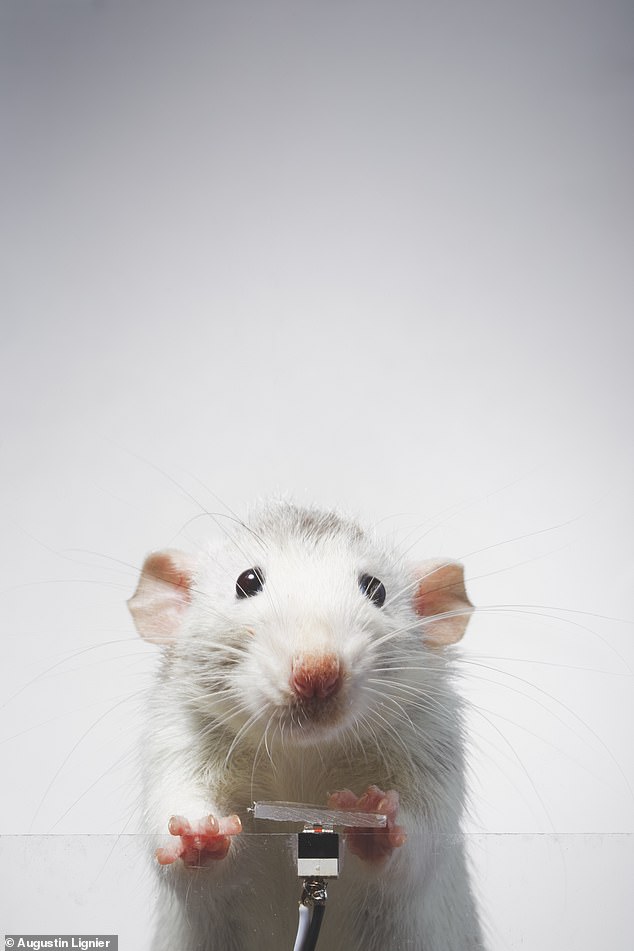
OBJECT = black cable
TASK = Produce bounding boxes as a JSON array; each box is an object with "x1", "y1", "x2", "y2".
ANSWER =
[{"x1": 303, "y1": 902, "x2": 326, "y2": 951}]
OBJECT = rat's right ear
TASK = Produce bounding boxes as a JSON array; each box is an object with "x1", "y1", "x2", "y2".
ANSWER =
[
  {"x1": 128, "y1": 550, "x2": 198, "y2": 645},
  {"x1": 412, "y1": 560, "x2": 473, "y2": 648}
]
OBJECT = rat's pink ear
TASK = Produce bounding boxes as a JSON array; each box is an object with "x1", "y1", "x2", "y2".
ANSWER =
[
  {"x1": 128, "y1": 550, "x2": 198, "y2": 645},
  {"x1": 412, "y1": 561, "x2": 473, "y2": 648}
]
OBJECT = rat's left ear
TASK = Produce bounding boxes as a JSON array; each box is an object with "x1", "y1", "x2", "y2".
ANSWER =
[{"x1": 412, "y1": 561, "x2": 473, "y2": 647}]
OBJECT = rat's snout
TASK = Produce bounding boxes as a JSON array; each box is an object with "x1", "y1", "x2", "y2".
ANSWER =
[{"x1": 291, "y1": 653, "x2": 342, "y2": 700}]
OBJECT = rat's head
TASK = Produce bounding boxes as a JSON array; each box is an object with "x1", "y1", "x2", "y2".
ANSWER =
[{"x1": 128, "y1": 502, "x2": 473, "y2": 753}]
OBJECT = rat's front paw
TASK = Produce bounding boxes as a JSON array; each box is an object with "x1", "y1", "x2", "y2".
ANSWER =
[
  {"x1": 328, "y1": 785, "x2": 406, "y2": 863},
  {"x1": 156, "y1": 813, "x2": 242, "y2": 867}
]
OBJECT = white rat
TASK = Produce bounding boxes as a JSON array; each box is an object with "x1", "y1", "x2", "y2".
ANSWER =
[{"x1": 128, "y1": 501, "x2": 485, "y2": 950}]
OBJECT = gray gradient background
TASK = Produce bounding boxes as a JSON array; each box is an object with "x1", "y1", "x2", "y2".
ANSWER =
[{"x1": 1, "y1": 0, "x2": 633, "y2": 946}]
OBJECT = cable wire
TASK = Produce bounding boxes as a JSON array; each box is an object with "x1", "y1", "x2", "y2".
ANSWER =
[
  {"x1": 293, "y1": 902, "x2": 311, "y2": 951},
  {"x1": 303, "y1": 902, "x2": 326, "y2": 951},
  {"x1": 293, "y1": 880, "x2": 327, "y2": 951}
]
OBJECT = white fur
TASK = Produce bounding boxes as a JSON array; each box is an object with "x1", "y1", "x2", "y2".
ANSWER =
[{"x1": 135, "y1": 502, "x2": 485, "y2": 950}]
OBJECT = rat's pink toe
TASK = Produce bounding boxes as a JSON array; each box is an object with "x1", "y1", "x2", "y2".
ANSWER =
[
  {"x1": 327, "y1": 789, "x2": 358, "y2": 809},
  {"x1": 168, "y1": 815, "x2": 191, "y2": 836},
  {"x1": 156, "y1": 845, "x2": 179, "y2": 865}
]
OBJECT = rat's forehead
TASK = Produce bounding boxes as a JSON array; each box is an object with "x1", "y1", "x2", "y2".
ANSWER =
[
  {"x1": 235, "y1": 524, "x2": 371, "y2": 571},
  {"x1": 247, "y1": 502, "x2": 366, "y2": 548},
  {"x1": 204, "y1": 502, "x2": 398, "y2": 578}
]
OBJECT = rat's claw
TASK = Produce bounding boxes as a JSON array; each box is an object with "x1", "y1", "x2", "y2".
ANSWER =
[
  {"x1": 158, "y1": 813, "x2": 241, "y2": 867},
  {"x1": 327, "y1": 785, "x2": 406, "y2": 863}
]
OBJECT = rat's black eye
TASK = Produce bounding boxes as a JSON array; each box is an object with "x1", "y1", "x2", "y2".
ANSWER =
[
  {"x1": 359, "y1": 574, "x2": 386, "y2": 608},
  {"x1": 236, "y1": 567, "x2": 265, "y2": 599}
]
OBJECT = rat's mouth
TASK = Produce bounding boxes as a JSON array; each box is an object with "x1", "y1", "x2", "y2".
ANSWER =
[{"x1": 279, "y1": 691, "x2": 355, "y2": 745}]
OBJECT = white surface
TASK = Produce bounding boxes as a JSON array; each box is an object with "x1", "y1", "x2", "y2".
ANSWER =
[{"x1": 1, "y1": 0, "x2": 633, "y2": 945}]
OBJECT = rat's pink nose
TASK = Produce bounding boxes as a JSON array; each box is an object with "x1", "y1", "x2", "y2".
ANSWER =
[{"x1": 291, "y1": 653, "x2": 341, "y2": 700}]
